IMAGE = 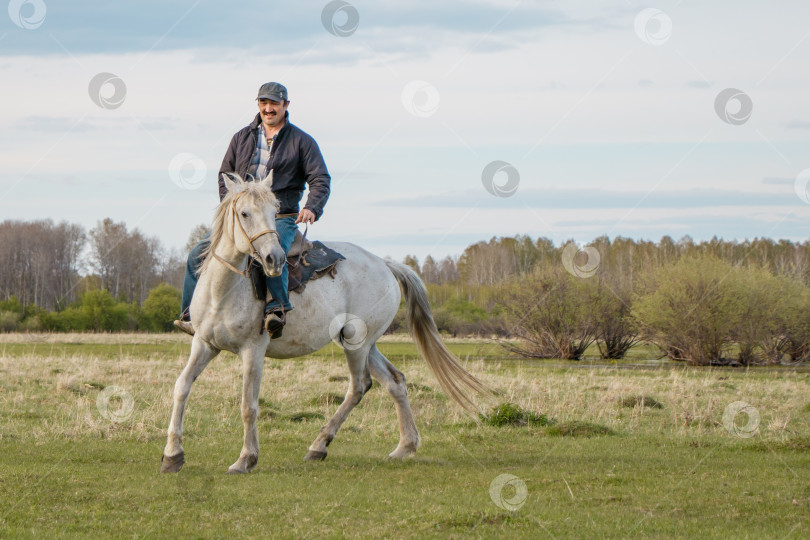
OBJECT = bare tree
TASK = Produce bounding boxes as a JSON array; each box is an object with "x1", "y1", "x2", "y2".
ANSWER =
[
  {"x1": 157, "y1": 247, "x2": 187, "y2": 291},
  {"x1": 0, "y1": 220, "x2": 85, "y2": 310},
  {"x1": 437, "y1": 256, "x2": 459, "y2": 283},
  {"x1": 421, "y1": 255, "x2": 439, "y2": 284},
  {"x1": 88, "y1": 219, "x2": 160, "y2": 303},
  {"x1": 402, "y1": 255, "x2": 420, "y2": 275},
  {"x1": 185, "y1": 224, "x2": 211, "y2": 252}
]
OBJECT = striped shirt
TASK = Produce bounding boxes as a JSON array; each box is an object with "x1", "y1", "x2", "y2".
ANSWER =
[{"x1": 250, "y1": 127, "x2": 274, "y2": 181}]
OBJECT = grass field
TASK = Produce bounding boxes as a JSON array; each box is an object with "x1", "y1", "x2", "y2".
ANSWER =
[{"x1": 1, "y1": 333, "x2": 809, "y2": 538}]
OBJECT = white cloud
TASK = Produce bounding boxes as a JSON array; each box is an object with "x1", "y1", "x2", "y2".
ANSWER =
[{"x1": 1, "y1": 0, "x2": 809, "y2": 261}]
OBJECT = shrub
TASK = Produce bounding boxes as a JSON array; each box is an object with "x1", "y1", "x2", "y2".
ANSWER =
[
  {"x1": 384, "y1": 305, "x2": 407, "y2": 334},
  {"x1": 632, "y1": 256, "x2": 810, "y2": 365},
  {"x1": 480, "y1": 403, "x2": 553, "y2": 427},
  {"x1": 79, "y1": 290, "x2": 128, "y2": 331},
  {"x1": 498, "y1": 265, "x2": 598, "y2": 359},
  {"x1": 17, "y1": 316, "x2": 41, "y2": 332},
  {"x1": 0, "y1": 296, "x2": 23, "y2": 314},
  {"x1": 39, "y1": 306, "x2": 87, "y2": 331},
  {"x1": 592, "y1": 280, "x2": 639, "y2": 359},
  {"x1": 633, "y1": 256, "x2": 746, "y2": 364},
  {"x1": 731, "y1": 269, "x2": 809, "y2": 364},
  {"x1": 775, "y1": 281, "x2": 810, "y2": 363},
  {"x1": 0, "y1": 311, "x2": 21, "y2": 332},
  {"x1": 141, "y1": 283, "x2": 181, "y2": 332},
  {"x1": 431, "y1": 306, "x2": 463, "y2": 335}
]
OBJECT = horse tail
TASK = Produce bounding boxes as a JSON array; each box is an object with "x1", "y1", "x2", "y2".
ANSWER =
[{"x1": 385, "y1": 260, "x2": 491, "y2": 413}]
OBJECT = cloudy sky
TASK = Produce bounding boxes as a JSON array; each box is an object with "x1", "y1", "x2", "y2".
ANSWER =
[{"x1": 2, "y1": 0, "x2": 809, "y2": 262}]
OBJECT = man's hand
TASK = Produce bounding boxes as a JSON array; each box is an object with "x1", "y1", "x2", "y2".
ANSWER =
[{"x1": 295, "y1": 209, "x2": 316, "y2": 224}]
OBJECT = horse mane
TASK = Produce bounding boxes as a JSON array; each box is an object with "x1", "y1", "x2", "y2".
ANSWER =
[{"x1": 198, "y1": 176, "x2": 279, "y2": 275}]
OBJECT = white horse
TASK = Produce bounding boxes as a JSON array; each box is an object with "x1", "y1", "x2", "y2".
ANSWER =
[{"x1": 161, "y1": 173, "x2": 489, "y2": 474}]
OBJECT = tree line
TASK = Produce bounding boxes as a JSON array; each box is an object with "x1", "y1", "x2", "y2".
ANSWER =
[
  {"x1": 0, "y1": 219, "x2": 189, "y2": 310},
  {"x1": 395, "y1": 234, "x2": 810, "y2": 365},
  {"x1": 2, "y1": 217, "x2": 809, "y2": 365}
]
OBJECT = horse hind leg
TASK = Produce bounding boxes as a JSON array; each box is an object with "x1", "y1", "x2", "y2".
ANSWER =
[
  {"x1": 304, "y1": 344, "x2": 373, "y2": 461},
  {"x1": 162, "y1": 338, "x2": 219, "y2": 473},
  {"x1": 367, "y1": 344, "x2": 420, "y2": 459}
]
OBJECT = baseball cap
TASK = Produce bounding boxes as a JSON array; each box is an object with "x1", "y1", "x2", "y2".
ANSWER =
[{"x1": 256, "y1": 82, "x2": 288, "y2": 102}]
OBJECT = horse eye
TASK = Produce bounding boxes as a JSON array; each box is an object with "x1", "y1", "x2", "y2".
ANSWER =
[{"x1": 240, "y1": 211, "x2": 248, "y2": 218}]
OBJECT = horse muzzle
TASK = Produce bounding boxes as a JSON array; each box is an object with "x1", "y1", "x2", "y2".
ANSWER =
[{"x1": 263, "y1": 246, "x2": 286, "y2": 277}]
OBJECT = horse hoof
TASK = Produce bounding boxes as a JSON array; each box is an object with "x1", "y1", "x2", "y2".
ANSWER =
[
  {"x1": 227, "y1": 454, "x2": 257, "y2": 474},
  {"x1": 387, "y1": 444, "x2": 418, "y2": 460},
  {"x1": 304, "y1": 450, "x2": 327, "y2": 461},
  {"x1": 160, "y1": 452, "x2": 185, "y2": 473}
]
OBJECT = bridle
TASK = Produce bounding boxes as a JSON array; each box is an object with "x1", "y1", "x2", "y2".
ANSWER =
[{"x1": 212, "y1": 190, "x2": 279, "y2": 278}]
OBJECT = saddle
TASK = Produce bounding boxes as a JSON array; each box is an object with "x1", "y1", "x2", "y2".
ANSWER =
[{"x1": 248, "y1": 230, "x2": 345, "y2": 302}]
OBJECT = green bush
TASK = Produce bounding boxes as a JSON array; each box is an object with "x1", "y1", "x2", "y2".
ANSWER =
[
  {"x1": 631, "y1": 256, "x2": 810, "y2": 365},
  {"x1": 443, "y1": 296, "x2": 488, "y2": 323},
  {"x1": 480, "y1": 403, "x2": 553, "y2": 427},
  {"x1": 0, "y1": 296, "x2": 23, "y2": 314},
  {"x1": 431, "y1": 306, "x2": 462, "y2": 335},
  {"x1": 0, "y1": 311, "x2": 21, "y2": 332},
  {"x1": 731, "y1": 269, "x2": 810, "y2": 364},
  {"x1": 38, "y1": 307, "x2": 85, "y2": 331},
  {"x1": 38, "y1": 290, "x2": 135, "y2": 332},
  {"x1": 141, "y1": 283, "x2": 181, "y2": 332},
  {"x1": 592, "y1": 280, "x2": 639, "y2": 359},
  {"x1": 16, "y1": 316, "x2": 41, "y2": 332},
  {"x1": 79, "y1": 290, "x2": 128, "y2": 331},
  {"x1": 633, "y1": 256, "x2": 742, "y2": 364},
  {"x1": 777, "y1": 283, "x2": 810, "y2": 363}
]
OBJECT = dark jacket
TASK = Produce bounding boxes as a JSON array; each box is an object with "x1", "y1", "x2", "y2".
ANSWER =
[{"x1": 218, "y1": 112, "x2": 331, "y2": 219}]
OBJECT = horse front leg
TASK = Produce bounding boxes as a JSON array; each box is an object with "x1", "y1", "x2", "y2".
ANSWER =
[
  {"x1": 162, "y1": 337, "x2": 219, "y2": 473},
  {"x1": 227, "y1": 345, "x2": 266, "y2": 474}
]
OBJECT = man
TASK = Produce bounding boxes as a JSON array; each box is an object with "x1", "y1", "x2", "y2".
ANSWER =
[{"x1": 175, "y1": 82, "x2": 331, "y2": 338}]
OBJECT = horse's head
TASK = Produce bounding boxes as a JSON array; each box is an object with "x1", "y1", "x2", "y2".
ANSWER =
[{"x1": 221, "y1": 172, "x2": 286, "y2": 277}]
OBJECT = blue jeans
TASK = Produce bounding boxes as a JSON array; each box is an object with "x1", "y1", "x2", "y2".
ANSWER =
[{"x1": 180, "y1": 216, "x2": 298, "y2": 320}]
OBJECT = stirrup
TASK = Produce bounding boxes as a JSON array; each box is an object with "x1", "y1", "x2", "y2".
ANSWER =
[{"x1": 263, "y1": 308, "x2": 285, "y2": 339}]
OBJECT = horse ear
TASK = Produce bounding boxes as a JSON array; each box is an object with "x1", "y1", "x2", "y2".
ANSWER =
[
  {"x1": 260, "y1": 169, "x2": 274, "y2": 190},
  {"x1": 221, "y1": 173, "x2": 246, "y2": 195}
]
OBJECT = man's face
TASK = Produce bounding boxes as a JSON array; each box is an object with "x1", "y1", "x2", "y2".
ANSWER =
[{"x1": 258, "y1": 98, "x2": 289, "y2": 129}]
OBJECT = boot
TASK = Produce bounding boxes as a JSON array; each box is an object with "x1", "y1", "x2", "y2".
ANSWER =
[
  {"x1": 264, "y1": 307, "x2": 285, "y2": 339},
  {"x1": 173, "y1": 319, "x2": 195, "y2": 336}
]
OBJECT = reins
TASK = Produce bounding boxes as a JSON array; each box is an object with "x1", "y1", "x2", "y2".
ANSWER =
[{"x1": 212, "y1": 190, "x2": 279, "y2": 278}]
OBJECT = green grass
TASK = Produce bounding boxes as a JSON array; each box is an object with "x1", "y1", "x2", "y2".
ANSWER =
[
  {"x1": 546, "y1": 420, "x2": 616, "y2": 437},
  {"x1": 620, "y1": 395, "x2": 665, "y2": 409},
  {"x1": 1, "y1": 333, "x2": 809, "y2": 538},
  {"x1": 480, "y1": 402, "x2": 554, "y2": 427}
]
